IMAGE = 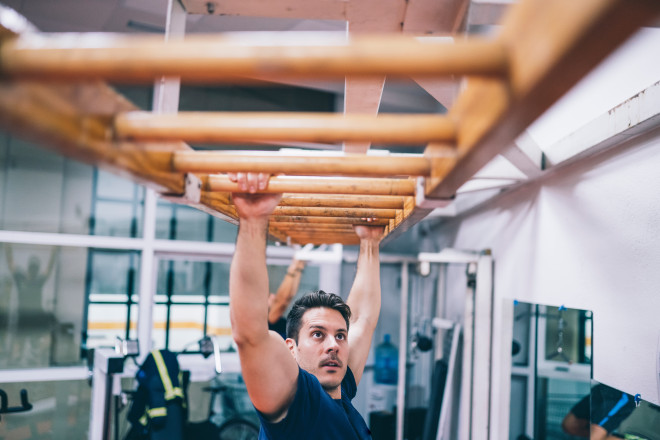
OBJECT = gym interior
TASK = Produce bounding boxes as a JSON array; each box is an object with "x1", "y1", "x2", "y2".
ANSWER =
[{"x1": 1, "y1": 0, "x2": 660, "y2": 439}]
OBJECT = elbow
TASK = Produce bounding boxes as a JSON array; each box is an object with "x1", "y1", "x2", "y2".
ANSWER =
[{"x1": 230, "y1": 313, "x2": 265, "y2": 348}]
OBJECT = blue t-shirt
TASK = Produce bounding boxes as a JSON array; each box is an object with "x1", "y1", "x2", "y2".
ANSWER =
[{"x1": 257, "y1": 366, "x2": 371, "y2": 439}]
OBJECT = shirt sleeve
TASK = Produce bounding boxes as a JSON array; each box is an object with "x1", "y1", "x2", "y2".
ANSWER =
[
  {"x1": 342, "y1": 367, "x2": 357, "y2": 400},
  {"x1": 257, "y1": 368, "x2": 321, "y2": 438}
]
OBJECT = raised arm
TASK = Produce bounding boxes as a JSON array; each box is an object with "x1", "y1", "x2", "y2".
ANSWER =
[
  {"x1": 346, "y1": 225, "x2": 385, "y2": 385},
  {"x1": 4, "y1": 244, "x2": 15, "y2": 273},
  {"x1": 229, "y1": 173, "x2": 299, "y2": 421},
  {"x1": 268, "y1": 258, "x2": 305, "y2": 324},
  {"x1": 44, "y1": 247, "x2": 59, "y2": 277}
]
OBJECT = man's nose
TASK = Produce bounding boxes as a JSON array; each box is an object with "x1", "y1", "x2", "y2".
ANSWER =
[{"x1": 325, "y1": 337, "x2": 339, "y2": 352}]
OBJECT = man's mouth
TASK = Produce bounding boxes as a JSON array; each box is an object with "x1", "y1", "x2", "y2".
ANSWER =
[{"x1": 320, "y1": 357, "x2": 342, "y2": 368}]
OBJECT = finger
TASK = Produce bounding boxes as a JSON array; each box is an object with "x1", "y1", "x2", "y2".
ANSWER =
[
  {"x1": 258, "y1": 173, "x2": 269, "y2": 191},
  {"x1": 246, "y1": 172, "x2": 259, "y2": 193},
  {"x1": 227, "y1": 172, "x2": 237, "y2": 182},
  {"x1": 236, "y1": 172, "x2": 248, "y2": 191}
]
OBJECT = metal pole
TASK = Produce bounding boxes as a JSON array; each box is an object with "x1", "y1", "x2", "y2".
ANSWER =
[
  {"x1": 458, "y1": 263, "x2": 476, "y2": 440},
  {"x1": 395, "y1": 262, "x2": 409, "y2": 440},
  {"x1": 471, "y1": 252, "x2": 494, "y2": 440}
]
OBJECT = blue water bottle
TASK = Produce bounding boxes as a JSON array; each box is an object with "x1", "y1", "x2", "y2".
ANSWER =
[{"x1": 374, "y1": 334, "x2": 398, "y2": 384}]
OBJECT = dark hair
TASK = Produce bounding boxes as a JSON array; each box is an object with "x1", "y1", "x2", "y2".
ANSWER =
[{"x1": 286, "y1": 290, "x2": 351, "y2": 342}]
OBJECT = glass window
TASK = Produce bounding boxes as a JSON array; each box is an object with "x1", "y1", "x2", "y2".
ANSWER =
[
  {"x1": 85, "y1": 250, "x2": 139, "y2": 351},
  {"x1": 0, "y1": 379, "x2": 91, "y2": 438},
  {"x1": 0, "y1": 134, "x2": 143, "y2": 237},
  {"x1": 96, "y1": 170, "x2": 140, "y2": 201},
  {"x1": 0, "y1": 244, "x2": 88, "y2": 369},
  {"x1": 92, "y1": 200, "x2": 140, "y2": 238},
  {"x1": 86, "y1": 303, "x2": 138, "y2": 351},
  {"x1": 89, "y1": 251, "x2": 139, "y2": 297},
  {"x1": 90, "y1": 170, "x2": 144, "y2": 238},
  {"x1": 1, "y1": 138, "x2": 68, "y2": 233},
  {"x1": 207, "y1": 304, "x2": 233, "y2": 351},
  {"x1": 209, "y1": 261, "x2": 232, "y2": 299},
  {"x1": 151, "y1": 303, "x2": 168, "y2": 350},
  {"x1": 166, "y1": 304, "x2": 206, "y2": 352},
  {"x1": 155, "y1": 201, "x2": 210, "y2": 241},
  {"x1": 212, "y1": 217, "x2": 238, "y2": 244}
]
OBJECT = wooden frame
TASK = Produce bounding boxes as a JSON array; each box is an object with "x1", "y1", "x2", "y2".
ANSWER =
[{"x1": 1, "y1": 0, "x2": 659, "y2": 246}]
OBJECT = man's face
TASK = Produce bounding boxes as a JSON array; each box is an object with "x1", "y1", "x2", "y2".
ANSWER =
[{"x1": 287, "y1": 307, "x2": 349, "y2": 396}]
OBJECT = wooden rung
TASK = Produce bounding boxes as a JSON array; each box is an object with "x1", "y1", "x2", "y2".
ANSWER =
[
  {"x1": 280, "y1": 194, "x2": 405, "y2": 209},
  {"x1": 211, "y1": 175, "x2": 416, "y2": 196},
  {"x1": 270, "y1": 216, "x2": 391, "y2": 226},
  {"x1": 116, "y1": 112, "x2": 456, "y2": 146},
  {"x1": 271, "y1": 224, "x2": 355, "y2": 232},
  {"x1": 282, "y1": 231, "x2": 360, "y2": 239},
  {"x1": 273, "y1": 206, "x2": 397, "y2": 218},
  {"x1": 0, "y1": 33, "x2": 508, "y2": 82},
  {"x1": 168, "y1": 151, "x2": 433, "y2": 177},
  {"x1": 286, "y1": 237, "x2": 361, "y2": 246}
]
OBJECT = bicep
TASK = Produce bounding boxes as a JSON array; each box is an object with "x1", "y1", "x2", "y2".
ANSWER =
[
  {"x1": 347, "y1": 320, "x2": 375, "y2": 386},
  {"x1": 237, "y1": 330, "x2": 299, "y2": 419}
]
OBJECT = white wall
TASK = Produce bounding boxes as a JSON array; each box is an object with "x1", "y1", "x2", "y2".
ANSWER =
[
  {"x1": 431, "y1": 131, "x2": 660, "y2": 404},
  {"x1": 425, "y1": 24, "x2": 660, "y2": 406}
]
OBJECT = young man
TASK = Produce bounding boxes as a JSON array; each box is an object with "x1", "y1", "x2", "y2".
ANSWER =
[{"x1": 229, "y1": 173, "x2": 383, "y2": 439}]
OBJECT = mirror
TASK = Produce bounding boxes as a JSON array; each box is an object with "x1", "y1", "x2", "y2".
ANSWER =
[
  {"x1": 509, "y1": 302, "x2": 593, "y2": 439},
  {"x1": 578, "y1": 380, "x2": 660, "y2": 440}
]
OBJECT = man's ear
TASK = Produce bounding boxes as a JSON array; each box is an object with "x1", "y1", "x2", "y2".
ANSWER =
[{"x1": 285, "y1": 338, "x2": 296, "y2": 354}]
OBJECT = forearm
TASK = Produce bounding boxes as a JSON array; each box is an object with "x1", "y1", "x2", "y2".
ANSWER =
[
  {"x1": 347, "y1": 238, "x2": 382, "y2": 328},
  {"x1": 230, "y1": 217, "x2": 271, "y2": 345}
]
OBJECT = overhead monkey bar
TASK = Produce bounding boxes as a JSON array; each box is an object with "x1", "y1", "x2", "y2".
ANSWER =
[
  {"x1": 167, "y1": 151, "x2": 436, "y2": 177},
  {"x1": 207, "y1": 175, "x2": 417, "y2": 196},
  {"x1": 278, "y1": 194, "x2": 405, "y2": 210},
  {"x1": 0, "y1": 33, "x2": 508, "y2": 82},
  {"x1": 114, "y1": 112, "x2": 457, "y2": 146},
  {"x1": 0, "y1": 0, "x2": 658, "y2": 246}
]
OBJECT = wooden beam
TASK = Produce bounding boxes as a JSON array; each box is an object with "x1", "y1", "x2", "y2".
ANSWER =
[
  {"x1": 279, "y1": 194, "x2": 405, "y2": 209},
  {"x1": 271, "y1": 223, "x2": 356, "y2": 232},
  {"x1": 0, "y1": 33, "x2": 508, "y2": 82},
  {"x1": 270, "y1": 216, "x2": 391, "y2": 226},
  {"x1": 168, "y1": 151, "x2": 433, "y2": 177},
  {"x1": 208, "y1": 175, "x2": 416, "y2": 196},
  {"x1": 115, "y1": 112, "x2": 456, "y2": 146},
  {"x1": 273, "y1": 206, "x2": 397, "y2": 218}
]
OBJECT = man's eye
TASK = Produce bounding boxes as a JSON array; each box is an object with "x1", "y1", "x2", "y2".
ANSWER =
[
  {"x1": 312, "y1": 332, "x2": 322, "y2": 338},
  {"x1": 336, "y1": 334, "x2": 346, "y2": 341}
]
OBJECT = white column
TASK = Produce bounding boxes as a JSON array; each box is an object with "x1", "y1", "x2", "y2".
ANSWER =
[
  {"x1": 137, "y1": 188, "x2": 157, "y2": 362},
  {"x1": 137, "y1": 0, "x2": 187, "y2": 361}
]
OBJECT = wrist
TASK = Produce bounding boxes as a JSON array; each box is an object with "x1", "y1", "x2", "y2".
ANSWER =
[{"x1": 238, "y1": 217, "x2": 270, "y2": 238}]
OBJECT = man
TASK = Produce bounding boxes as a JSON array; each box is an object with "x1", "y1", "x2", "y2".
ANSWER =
[
  {"x1": 229, "y1": 172, "x2": 383, "y2": 439},
  {"x1": 268, "y1": 257, "x2": 306, "y2": 339}
]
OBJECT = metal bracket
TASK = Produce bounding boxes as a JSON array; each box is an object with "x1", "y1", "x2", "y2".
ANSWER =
[
  {"x1": 415, "y1": 177, "x2": 454, "y2": 208},
  {"x1": 160, "y1": 173, "x2": 202, "y2": 205}
]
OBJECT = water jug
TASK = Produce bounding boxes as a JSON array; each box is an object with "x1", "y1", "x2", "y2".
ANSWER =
[{"x1": 374, "y1": 334, "x2": 398, "y2": 384}]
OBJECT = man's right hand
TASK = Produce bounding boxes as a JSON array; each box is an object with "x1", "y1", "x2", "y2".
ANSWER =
[{"x1": 229, "y1": 172, "x2": 282, "y2": 220}]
